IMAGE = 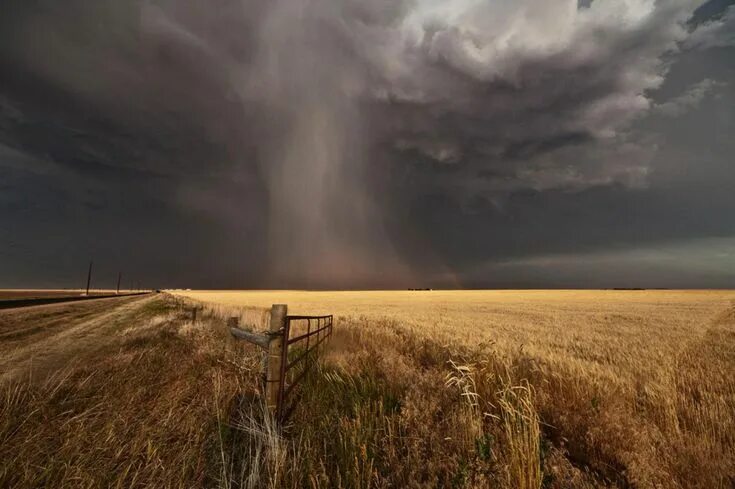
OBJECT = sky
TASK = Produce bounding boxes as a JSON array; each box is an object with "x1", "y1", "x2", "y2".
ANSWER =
[{"x1": 1, "y1": 0, "x2": 734, "y2": 290}]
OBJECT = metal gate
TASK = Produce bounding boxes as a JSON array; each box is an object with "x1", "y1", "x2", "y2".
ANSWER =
[{"x1": 229, "y1": 304, "x2": 334, "y2": 422}]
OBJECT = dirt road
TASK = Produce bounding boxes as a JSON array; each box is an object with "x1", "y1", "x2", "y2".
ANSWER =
[{"x1": 0, "y1": 294, "x2": 158, "y2": 382}]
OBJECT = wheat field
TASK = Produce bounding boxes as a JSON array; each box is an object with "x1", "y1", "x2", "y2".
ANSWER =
[
  {"x1": 3, "y1": 290, "x2": 733, "y2": 488},
  {"x1": 172, "y1": 289, "x2": 735, "y2": 488}
]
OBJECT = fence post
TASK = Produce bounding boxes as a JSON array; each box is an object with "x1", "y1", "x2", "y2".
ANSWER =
[
  {"x1": 85, "y1": 261, "x2": 93, "y2": 296},
  {"x1": 266, "y1": 304, "x2": 287, "y2": 416}
]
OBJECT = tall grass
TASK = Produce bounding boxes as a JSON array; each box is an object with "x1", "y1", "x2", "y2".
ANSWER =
[
  {"x1": 0, "y1": 299, "x2": 261, "y2": 487},
  {"x1": 3, "y1": 293, "x2": 734, "y2": 487}
]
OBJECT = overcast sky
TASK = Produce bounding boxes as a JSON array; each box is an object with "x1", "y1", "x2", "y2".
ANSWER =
[{"x1": 1, "y1": 0, "x2": 734, "y2": 289}]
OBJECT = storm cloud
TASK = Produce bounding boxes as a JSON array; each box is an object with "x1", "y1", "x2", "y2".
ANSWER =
[{"x1": 1, "y1": 0, "x2": 734, "y2": 288}]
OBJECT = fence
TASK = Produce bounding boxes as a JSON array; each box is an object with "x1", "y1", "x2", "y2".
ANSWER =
[{"x1": 229, "y1": 304, "x2": 334, "y2": 422}]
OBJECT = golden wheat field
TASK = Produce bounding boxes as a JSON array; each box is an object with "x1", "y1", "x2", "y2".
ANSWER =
[
  {"x1": 174, "y1": 289, "x2": 732, "y2": 384},
  {"x1": 172, "y1": 289, "x2": 735, "y2": 488},
  {"x1": 3, "y1": 290, "x2": 734, "y2": 488}
]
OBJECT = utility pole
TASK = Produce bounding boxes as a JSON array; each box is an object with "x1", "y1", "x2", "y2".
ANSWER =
[
  {"x1": 116, "y1": 272, "x2": 122, "y2": 294},
  {"x1": 85, "y1": 261, "x2": 93, "y2": 296}
]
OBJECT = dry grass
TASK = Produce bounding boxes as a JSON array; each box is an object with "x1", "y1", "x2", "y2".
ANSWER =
[
  {"x1": 2, "y1": 290, "x2": 734, "y2": 488},
  {"x1": 173, "y1": 289, "x2": 735, "y2": 488},
  {"x1": 0, "y1": 298, "x2": 264, "y2": 487}
]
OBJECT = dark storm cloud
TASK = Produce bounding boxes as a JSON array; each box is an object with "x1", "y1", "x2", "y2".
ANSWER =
[
  {"x1": 1, "y1": 0, "x2": 734, "y2": 288},
  {"x1": 687, "y1": 1, "x2": 735, "y2": 47},
  {"x1": 653, "y1": 78, "x2": 726, "y2": 116}
]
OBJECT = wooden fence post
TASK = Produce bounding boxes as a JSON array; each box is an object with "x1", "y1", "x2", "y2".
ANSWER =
[{"x1": 266, "y1": 304, "x2": 287, "y2": 415}]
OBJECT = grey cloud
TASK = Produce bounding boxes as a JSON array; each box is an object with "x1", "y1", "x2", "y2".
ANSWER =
[
  {"x1": 654, "y1": 78, "x2": 727, "y2": 116},
  {"x1": 462, "y1": 237, "x2": 735, "y2": 289},
  {"x1": 686, "y1": 5, "x2": 735, "y2": 49},
  {"x1": 1, "y1": 0, "x2": 733, "y2": 288},
  {"x1": 0, "y1": 0, "x2": 711, "y2": 189},
  {"x1": 351, "y1": 0, "x2": 706, "y2": 200}
]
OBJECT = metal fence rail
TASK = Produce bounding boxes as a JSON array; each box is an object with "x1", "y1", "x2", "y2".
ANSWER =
[
  {"x1": 277, "y1": 314, "x2": 333, "y2": 421},
  {"x1": 229, "y1": 304, "x2": 334, "y2": 423}
]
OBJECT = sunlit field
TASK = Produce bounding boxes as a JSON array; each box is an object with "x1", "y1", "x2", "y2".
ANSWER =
[
  {"x1": 3, "y1": 290, "x2": 733, "y2": 488},
  {"x1": 173, "y1": 289, "x2": 733, "y2": 384},
  {"x1": 172, "y1": 289, "x2": 735, "y2": 488}
]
